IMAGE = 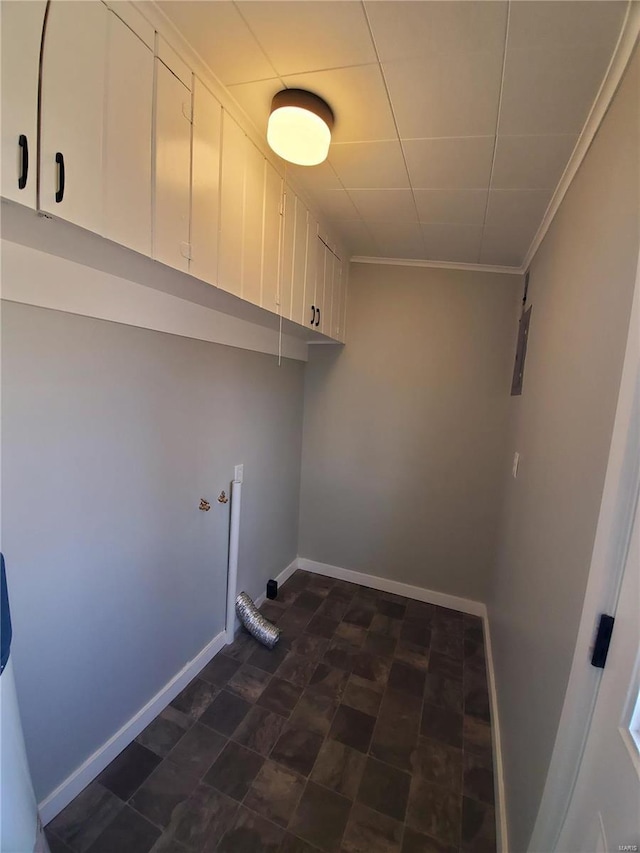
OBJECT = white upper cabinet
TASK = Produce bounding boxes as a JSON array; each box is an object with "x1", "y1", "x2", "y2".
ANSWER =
[
  {"x1": 304, "y1": 218, "x2": 319, "y2": 331},
  {"x1": 280, "y1": 187, "x2": 296, "y2": 321},
  {"x1": 103, "y1": 10, "x2": 153, "y2": 256},
  {"x1": 190, "y1": 78, "x2": 222, "y2": 285},
  {"x1": 313, "y1": 233, "x2": 327, "y2": 334},
  {"x1": 291, "y1": 196, "x2": 310, "y2": 327},
  {"x1": 330, "y1": 252, "x2": 342, "y2": 341},
  {"x1": 153, "y1": 52, "x2": 192, "y2": 272},
  {"x1": 40, "y1": 0, "x2": 108, "y2": 231},
  {"x1": 218, "y1": 112, "x2": 246, "y2": 297},
  {"x1": 0, "y1": 0, "x2": 47, "y2": 208},
  {"x1": 262, "y1": 161, "x2": 283, "y2": 315},
  {"x1": 242, "y1": 140, "x2": 266, "y2": 307}
]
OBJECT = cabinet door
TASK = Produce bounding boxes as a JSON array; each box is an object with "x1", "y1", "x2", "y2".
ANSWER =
[
  {"x1": 190, "y1": 79, "x2": 221, "y2": 285},
  {"x1": 40, "y1": 0, "x2": 108, "y2": 231},
  {"x1": 218, "y1": 112, "x2": 246, "y2": 297},
  {"x1": 103, "y1": 11, "x2": 153, "y2": 256},
  {"x1": 304, "y1": 220, "x2": 318, "y2": 330},
  {"x1": 330, "y1": 253, "x2": 343, "y2": 340},
  {"x1": 262, "y1": 161, "x2": 283, "y2": 315},
  {"x1": 242, "y1": 141, "x2": 265, "y2": 307},
  {"x1": 0, "y1": 0, "x2": 47, "y2": 208},
  {"x1": 314, "y1": 236, "x2": 326, "y2": 333},
  {"x1": 290, "y1": 198, "x2": 309, "y2": 326},
  {"x1": 280, "y1": 188, "x2": 296, "y2": 320},
  {"x1": 153, "y1": 59, "x2": 192, "y2": 272}
]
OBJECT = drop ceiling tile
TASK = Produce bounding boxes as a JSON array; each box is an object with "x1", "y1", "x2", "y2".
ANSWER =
[
  {"x1": 499, "y1": 46, "x2": 615, "y2": 136},
  {"x1": 227, "y1": 78, "x2": 283, "y2": 136},
  {"x1": 403, "y1": 137, "x2": 494, "y2": 190},
  {"x1": 484, "y1": 190, "x2": 552, "y2": 234},
  {"x1": 383, "y1": 48, "x2": 503, "y2": 138},
  {"x1": 332, "y1": 220, "x2": 378, "y2": 257},
  {"x1": 420, "y1": 223, "x2": 483, "y2": 264},
  {"x1": 365, "y1": 1, "x2": 507, "y2": 61},
  {"x1": 313, "y1": 190, "x2": 361, "y2": 221},
  {"x1": 492, "y1": 135, "x2": 577, "y2": 190},
  {"x1": 367, "y1": 221, "x2": 425, "y2": 259},
  {"x1": 282, "y1": 65, "x2": 396, "y2": 144},
  {"x1": 286, "y1": 160, "x2": 343, "y2": 193},
  {"x1": 347, "y1": 189, "x2": 416, "y2": 223},
  {"x1": 480, "y1": 225, "x2": 533, "y2": 268},
  {"x1": 329, "y1": 141, "x2": 409, "y2": 189},
  {"x1": 236, "y1": 1, "x2": 377, "y2": 76},
  {"x1": 507, "y1": 1, "x2": 627, "y2": 51},
  {"x1": 157, "y1": 1, "x2": 277, "y2": 85},
  {"x1": 414, "y1": 190, "x2": 488, "y2": 225}
]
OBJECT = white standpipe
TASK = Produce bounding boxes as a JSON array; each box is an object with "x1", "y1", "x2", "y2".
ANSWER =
[{"x1": 225, "y1": 479, "x2": 241, "y2": 643}]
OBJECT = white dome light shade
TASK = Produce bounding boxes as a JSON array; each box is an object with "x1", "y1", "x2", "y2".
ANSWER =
[{"x1": 267, "y1": 89, "x2": 334, "y2": 166}]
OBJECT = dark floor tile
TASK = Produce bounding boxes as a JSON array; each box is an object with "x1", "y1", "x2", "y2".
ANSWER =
[
  {"x1": 377, "y1": 689, "x2": 422, "y2": 730},
  {"x1": 369, "y1": 613, "x2": 402, "y2": 640},
  {"x1": 342, "y1": 676, "x2": 383, "y2": 717},
  {"x1": 429, "y1": 652, "x2": 463, "y2": 682},
  {"x1": 226, "y1": 664, "x2": 272, "y2": 702},
  {"x1": 376, "y1": 598, "x2": 407, "y2": 620},
  {"x1": 233, "y1": 705, "x2": 287, "y2": 756},
  {"x1": 289, "y1": 781, "x2": 351, "y2": 853},
  {"x1": 394, "y1": 641, "x2": 430, "y2": 673},
  {"x1": 334, "y1": 622, "x2": 368, "y2": 648},
  {"x1": 364, "y1": 632, "x2": 397, "y2": 658},
  {"x1": 130, "y1": 760, "x2": 199, "y2": 828},
  {"x1": 223, "y1": 631, "x2": 259, "y2": 663},
  {"x1": 316, "y1": 596, "x2": 350, "y2": 622},
  {"x1": 199, "y1": 654, "x2": 241, "y2": 687},
  {"x1": 248, "y1": 642, "x2": 291, "y2": 674},
  {"x1": 342, "y1": 802, "x2": 403, "y2": 853},
  {"x1": 274, "y1": 585, "x2": 301, "y2": 607},
  {"x1": 420, "y1": 703, "x2": 463, "y2": 749},
  {"x1": 387, "y1": 660, "x2": 426, "y2": 698},
  {"x1": 278, "y1": 608, "x2": 314, "y2": 638},
  {"x1": 357, "y1": 756, "x2": 411, "y2": 822},
  {"x1": 261, "y1": 601, "x2": 287, "y2": 623},
  {"x1": 310, "y1": 739, "x2": 366, "y2": 800},
  {"x1": 406, "y1": 777, "x2": 461, "y2": 847},
  {"x1": 328, "y1": 704, "x2": 376, "y2": 753},
  {"x1": 97, "y1": 742, "x2": 161, "y2": 801},
  {"x1": 86, "y1": 805, "x2": 160, "y2": 853},
  {"x1": 148, "y1": 832, "x2": 190, "y2": 853},
  {"x1": 279, "y1": 832, "x2": 323, "y2": 852},
  {"x1": 244, "y1": 760, "x2": 306, "y2": 827},
  {"x1": 166, "y1": 723, "x2": 226, "y2": 779},
  {"x1": 136, "y1": 708, "x2": 189, "y2": 758},
  {"x1": 464, "y1": 673, "x2": 491, "y2": 723},
  {"x1": 270, "y1": 724, "x2": 325, "y2": 776},
  {"x1": 411, "y1": 738, "x2": 462, "y2": 793},
  {"x1": 45, "y1": 832, "x2": 75, "y2": 853},
  {"x1": 281, "y1": 571, "x2": 312, "y2": 593},
  {"x1": 258, "y1": 676, "x2": 304, "y2": 716},
  {"x1": 170, "y1": 679, "x2": 218, "y2": 723},
  {"x1": 323, "y1": 640, "x2": 358, "y2": 672},
  {"x1": 401, "y1": 826, "x2": 457, "y2": 853},
  {"x1": 351, "y1": 651, "x2": 391, "y2": 687},
  {"x1": 203, "y1": 740, "x2": 264, "y2": 801},
  {"x1": 277, "y1": 653, "x2": 319, "y2": 687},
  {"x1": 289, "y1": 689, "x2": 340, "y2": 736},
  {"x1": 405, "y1": 601, "x2": 435, "y2": 621},
  {"x1": 306, "y1": 614, "x2": 339, "y2": 639},
  {"x1": 289, "y1": 634, "x2": 331, "y2": 660},
  {"x1": 461, "y1": 797, "x2": 496, "y2": 853},
  {"x1": 463, "y1": 626, "x2": 484, "y2": 657},
  {"x1": 400, "y1": 619, "x2": 431, "y2": 648},
  {"x1": 463, "y1": 716, "x2": 493, "y2": 758},
  {"x1": 306, "y1": 575, "x2": 335, "y2": 597},
  {"x1": 308, "y1": 663, "x2": 349, "y2": 700},
  {"x1": 168, "y1": 784, "x2": 238, "y2": 851},
  {"x1": 463, "y1": 752, "x2": 495, "y2": 805},
  {"x1": 433, "y1": 606, "x2": 464, "y2": 625},
  {"x1": 47, "y1": 782, "x2": 124, "y2": 853},
  {"x1": 295, "y1": 590, "x2": 325, "y2": 612},
  {"x1": 370, "y1": 722, "x2": 418, "y2": 773},
  {"x1": 343, "y1": 602, "x2": 376, "y2": 629},
  {"x1": 216, "y1": 806, "x2": 284, "y2": 853},
  {"x1": 431, "y1": 628, "x2": 464, "y2": 661},
  {"x1": 424, "y1": 673, "x2": 463, "y2": 713},
  {"x1": 199, "y1": 689, "x2": 251, "y2": 736}
]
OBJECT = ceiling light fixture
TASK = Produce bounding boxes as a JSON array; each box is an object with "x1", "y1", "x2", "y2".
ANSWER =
[{"x1": 267, "y1": 89, "x2": 334, "y2": 167}]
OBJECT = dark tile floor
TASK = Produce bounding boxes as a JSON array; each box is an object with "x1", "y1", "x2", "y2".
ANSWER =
[{"x1": 46, "y1": 570, "x2": 496, "y2": 853}]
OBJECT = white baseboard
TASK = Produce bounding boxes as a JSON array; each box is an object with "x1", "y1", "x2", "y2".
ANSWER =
[
  {"x1": 296, "y1": 556, "x2": 508, "y2": 853},
  {"x1": 297, "y1": 557, "x2": 486, "y2": 617},
  {"x1": 38, "y1": 629, "x2": 227, "y2": 824},
  {"x1": 254, "y1": 558, "x2": 299, "y2": 609}
]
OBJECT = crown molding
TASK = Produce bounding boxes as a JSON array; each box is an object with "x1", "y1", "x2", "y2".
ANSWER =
[{"x1": 350, "y1": 256, "x2": 523, "y2": 276}]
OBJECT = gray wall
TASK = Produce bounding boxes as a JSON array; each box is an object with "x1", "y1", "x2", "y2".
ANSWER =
[
  {"x1": 488, "y1": 49, "x2": 640, "y2": 851},
  {"x1": 1, "y1": 301, "x2": 304, "y2": 801},
  {"x1": 299, "y1": 264, "x2": 520, "y2": 601}
]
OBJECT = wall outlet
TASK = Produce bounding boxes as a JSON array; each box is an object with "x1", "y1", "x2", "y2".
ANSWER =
[
  {"x1": 234, "y1": 464, "x2": 244, "y2": 483},
  {"x1": 512, "y1": 452, "x2": 520, "y2": 479}
]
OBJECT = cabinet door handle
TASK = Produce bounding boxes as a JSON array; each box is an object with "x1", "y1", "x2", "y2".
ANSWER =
[
  {"x1": 55, "y1": 152, "x2": 65, "y2": 203},
  {"x1": 310, "y1": 305, "x2": 316, "y2": 326},
  {"x1": 315, "y1": 307, "x2": 321, "y2": 327},
  {"x1": 18, "y1": 135, "x2": 28, "y2": 190}
]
